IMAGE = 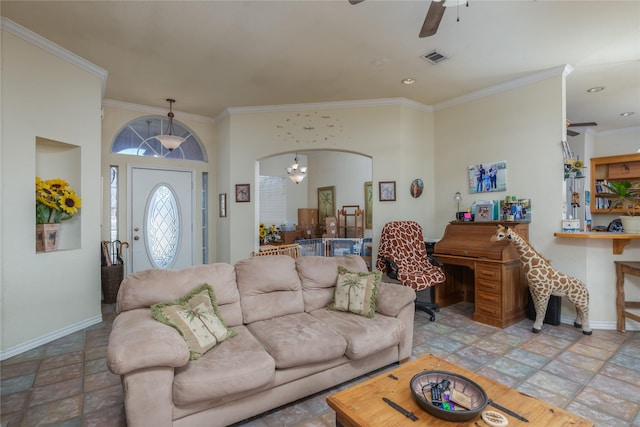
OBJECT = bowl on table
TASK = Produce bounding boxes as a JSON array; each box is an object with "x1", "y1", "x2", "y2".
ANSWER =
[{"x1": 410, "y1": 370, "x2": 489, "y2": 422}]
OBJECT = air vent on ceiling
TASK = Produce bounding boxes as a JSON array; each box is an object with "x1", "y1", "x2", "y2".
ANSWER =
[{"x1": 421, "y1": 50, "x2": 447, "y2": 64}]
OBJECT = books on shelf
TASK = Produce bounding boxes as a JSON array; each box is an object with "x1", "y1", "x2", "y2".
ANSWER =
[{"x1": 594, "y1": 179, "x2": 612, "y2": 210}]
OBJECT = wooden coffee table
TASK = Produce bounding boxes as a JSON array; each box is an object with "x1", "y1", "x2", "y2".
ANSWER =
[{"x1": 327, "y1": 354, "x2": 593, "y2": 426}]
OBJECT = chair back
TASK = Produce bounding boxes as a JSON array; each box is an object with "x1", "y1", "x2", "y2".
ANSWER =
[
  {"x1": 253, "y1": 243, "x2": 300, "y2": 259},
  {"x1": 376, "y1": 221, "x2": 445, "y2": 291}
]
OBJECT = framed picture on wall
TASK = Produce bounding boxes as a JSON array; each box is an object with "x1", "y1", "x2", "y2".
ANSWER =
[
  {"x1": 468, "y1": 161, "x2": 507, "y2": 194},
  {"x1": 379, "y1": 181, "x2": 396, "y2": 201},
  {"x1": 235, "y1": 184, "x2": 250, "y2": 202},
  {"x1": 318, "y1": 186, "x2": 335, "y2": 225},
  {"x1": 219, "y1": 193, "x2": 227, "y2": 217},
  {"x1": 364, "y1": 181, "x2": 373, "y2": 229}
]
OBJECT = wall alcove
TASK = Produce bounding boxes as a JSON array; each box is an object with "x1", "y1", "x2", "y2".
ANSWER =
[{"x1": 36, "y1": 137, "x2": 82, "y2": 252}]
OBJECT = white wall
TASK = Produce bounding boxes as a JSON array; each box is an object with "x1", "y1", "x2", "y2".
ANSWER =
[{"x1": 1, "y1": 24, "x2": 105, "y2": 358}]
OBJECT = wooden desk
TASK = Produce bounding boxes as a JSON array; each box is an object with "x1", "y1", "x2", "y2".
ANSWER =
[
  {"x1": 614, "y1": 261, "x2": 640, "y2": 332},
  {"x1": 433, "y1": 222, "x2": 529, "y2": 328},
  {"x1": 326, "y1": 354, "x2": 593, "y2": 427}
]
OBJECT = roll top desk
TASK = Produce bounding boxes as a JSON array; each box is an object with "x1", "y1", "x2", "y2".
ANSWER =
[{"x1": 433, "y1": 221, "x2": 529, "y2": 328}]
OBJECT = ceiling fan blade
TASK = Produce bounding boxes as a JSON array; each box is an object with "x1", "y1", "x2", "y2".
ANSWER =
[
  {"x1": 568, "y1": 122, "x2": 598, "y2": 127},
  {"x1": 348, "y1": 0, "x2": 365, "y2": 4},
  {"x1": 567, "y1": 129, "x2": 580, "y2": 137},
  {"x1": 420, "y1": 1, "x2": 446, "y2": 38}
]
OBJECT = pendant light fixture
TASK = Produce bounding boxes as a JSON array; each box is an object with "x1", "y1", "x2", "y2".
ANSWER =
[
  {"x1": 287, "y1": 154, "x2": 307, "y2": 184},
  {"x1": 155, "y1": 99, "x2": 186, "y2": 151}
]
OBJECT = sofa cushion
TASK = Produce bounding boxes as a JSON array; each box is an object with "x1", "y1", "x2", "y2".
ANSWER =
[
  {"x1": 235, "y1": 255, "x2": 305, "y2": 324},
  {"x1": 296, "y1": 255, "x2": 369, "y2": 312},
  {"x1": 117, "y1": 263, "x2": 243, "y2": 327},
  {"x1": 311, "y1": 308, "x2": 405, "y2": 360},
  {"x1": 328, "y1": 267, "x2": 381, "y2": 318},
  {"x1": 151, "y1": 284, "x2": 236, "y2": 360},
  {"x1": 247, "y1": 312, "x2": 347, "y2": 369},
  {"x1": 173, "y1": 326, "x2": 276, "y2": 406}
]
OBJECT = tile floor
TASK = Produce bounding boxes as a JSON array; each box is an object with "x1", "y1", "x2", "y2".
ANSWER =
[{"x1": 1, "y1": 302, "x2": 639, "y2": 427}]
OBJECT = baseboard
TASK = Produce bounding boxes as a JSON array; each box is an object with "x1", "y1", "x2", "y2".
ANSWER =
[
  {"x1": 559, "y1": 315, "x2": 640, "y2": 331},
  {"x1": 0, "y1": 314, "x2": 103, "y2": 361}
]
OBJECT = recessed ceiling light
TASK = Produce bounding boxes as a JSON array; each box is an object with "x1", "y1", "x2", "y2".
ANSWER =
[
  {"x1": 402, "y1": 78, "x2": 416, "y2": 85},
  {"x1": 621, "y1": 112, "x2": 635, "y2": 117},
  {"x1": 586, "y1": 86, "x2": 604, "y2": 93}
]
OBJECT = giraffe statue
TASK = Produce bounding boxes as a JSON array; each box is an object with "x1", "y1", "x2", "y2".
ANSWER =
[{"x1": 491, "y1": 225, "x2": 592, "y2": 335}]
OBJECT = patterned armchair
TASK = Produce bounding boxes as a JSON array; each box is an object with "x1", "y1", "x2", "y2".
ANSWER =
[{"x1": 376, "y1": 221, "x2": 446, "y2": 321}]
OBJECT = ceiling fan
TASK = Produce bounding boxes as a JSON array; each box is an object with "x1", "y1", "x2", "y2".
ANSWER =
[
  {"x1": 567, "y1": 121, "x2": 598, "y2": 137},
  {"x1": 349, "y1": 0, "x2": 466, "y2": 38}
]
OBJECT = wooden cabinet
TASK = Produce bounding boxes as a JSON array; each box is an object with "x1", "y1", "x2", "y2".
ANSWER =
[
  {"x1": 591, "y1": 153, "x2": 640, "y2": 214},
  {"x1": 433, "y1": 221, "x2": 529, "y2": 329}
]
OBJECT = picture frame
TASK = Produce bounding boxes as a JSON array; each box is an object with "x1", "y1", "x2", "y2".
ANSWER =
[
  {"x1": 499, "y1": 198, "x2": 532, "y2": 222},
  {"x1": 317, "y1": 186, "x2": 336, "y2": 225},
  {"x1": 475, "y1": 202, "x2": 494, "y2": 222},
  {"x1": 379, "y1": 181, "x2": 396, "y2": 201},
  {"x1": 235, "y1": 184, "x2": 250, "y2": 202},
  {"x1": 219, "y1": 193, "x2": 227, "y2": 217},
  {"x1": 364, "y1": 181, "x2": 373, "y2": 229},
  {"x1": 410, "y1": 178, "x2": 424, "y2": 198},
  {"x1": 468, "y1": 161, "x2": 507, "y2": 194}
]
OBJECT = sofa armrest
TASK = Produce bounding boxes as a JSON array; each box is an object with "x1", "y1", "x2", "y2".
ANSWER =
[
  {"x1": 375, "y1": 281, "x2": 416, "y2": 317},
  {"x1": 107, "y1": 309, "x2": 190, "y2": 376}
]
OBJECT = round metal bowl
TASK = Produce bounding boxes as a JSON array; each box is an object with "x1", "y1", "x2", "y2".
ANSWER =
[{"x1": 410, "y1": 370, "x2": 488, "y2": 422}]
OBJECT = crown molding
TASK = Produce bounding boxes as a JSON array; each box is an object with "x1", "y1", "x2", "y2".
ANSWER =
[
  {"x1": 0, "y1": 17, "x2": 108, "y2": 98},
  {"x1": 224, "y1": 97, "x2": 432, "y2": 117},
  {"x1": 434, "y1": 64, "x2": 572, "y2": 111},
  {"x1": 102, "y1": 99, "x2": 215, "y2": 124}
]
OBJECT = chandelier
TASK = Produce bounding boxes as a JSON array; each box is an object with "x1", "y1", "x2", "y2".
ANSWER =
[
  {"x1": 287, "y1": 154, "x2": 307, "y2": 184},
  {"x1": 155, "y1": 99, "x2": 185, "y2": 151}
]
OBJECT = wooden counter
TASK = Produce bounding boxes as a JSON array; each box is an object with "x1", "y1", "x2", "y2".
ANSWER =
[{"x1": 554, "y1": 231, "x2": 640, "y2": 254}]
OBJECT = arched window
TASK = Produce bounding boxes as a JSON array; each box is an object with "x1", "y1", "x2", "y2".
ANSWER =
[{"x1": 111, "y1": 116, "x2": 206, "y2": 161}]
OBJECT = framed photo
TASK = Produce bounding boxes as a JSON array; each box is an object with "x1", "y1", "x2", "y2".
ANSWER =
[
  {"x1": 410, "y1": 178, "x2": 424, "y2": 198},
  {"x1": 317, "y1": 186, "x2": 335, "y2": 225},
  {"x1": 468, "y1": 161, "x2": 507, "y2": 194},
  {"x1": 475, "y1": 202, "x2": 493, "y2": 222},
  {"x1": 379, "y1": 181, "x2": 396, "y2": 201},
  {"x1": 364, "y1": 181, "x2": 373, "y2": 229},
  {"x1": 235, "y1": 184, "x2": 250, "y2": 202},
  {"x1": 499, "y1": 198, "x2": 532, "y2": 222},
  {"x1": 219, "y1": 193, "x2": 227, "y2": 217}
]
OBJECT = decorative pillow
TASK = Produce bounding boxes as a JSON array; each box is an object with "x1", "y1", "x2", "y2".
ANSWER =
[
  {"x1": 151, "y1": 284, "x2": 236, "y2": 360},
  {"x1": 328, "y1": 266, "x2": 381, "y2": 318}
]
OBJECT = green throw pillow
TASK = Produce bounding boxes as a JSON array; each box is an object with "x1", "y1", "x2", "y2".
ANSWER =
[
  {"x1": 151, "y1": 284, "x2": 236, "y2": 360},
  {"x1": 329, "y1": 266, "x2": 381, "y2": 318}
]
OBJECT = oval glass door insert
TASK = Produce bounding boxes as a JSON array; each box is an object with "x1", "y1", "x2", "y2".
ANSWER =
[{"x1": 146, "y1": 184, "x2": 180, "y2": 268}]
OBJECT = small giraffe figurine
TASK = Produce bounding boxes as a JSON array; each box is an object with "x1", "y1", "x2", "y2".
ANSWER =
[{"x1": 491, "y1": 225, "x2": 592, "y2": 335}]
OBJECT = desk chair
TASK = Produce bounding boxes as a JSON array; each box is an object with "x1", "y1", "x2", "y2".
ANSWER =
[{"x1": 376, "y1": 221, "x2": 446, "y2": 321}]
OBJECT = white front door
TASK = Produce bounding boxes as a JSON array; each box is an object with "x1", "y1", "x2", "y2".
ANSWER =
[{"x1": 129, "y1": 166, "x2": 194, "y2": 273}]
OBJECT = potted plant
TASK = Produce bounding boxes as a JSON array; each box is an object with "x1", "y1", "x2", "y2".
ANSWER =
[
  {"x1": 35, "y1": 177, "x2": 82, "y2": 251},
  {"x1": 603, "y1": 180, "x2": 640, "y2": 233}
]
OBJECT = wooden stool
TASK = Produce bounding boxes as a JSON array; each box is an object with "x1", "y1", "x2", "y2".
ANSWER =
[{"x1": 614, "y1": 261, "x2": 640, "y2": 332}]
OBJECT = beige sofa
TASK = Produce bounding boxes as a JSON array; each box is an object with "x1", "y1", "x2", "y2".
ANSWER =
[{"x1": 107, "y1": 255, "x2": 416, "y2": 427}]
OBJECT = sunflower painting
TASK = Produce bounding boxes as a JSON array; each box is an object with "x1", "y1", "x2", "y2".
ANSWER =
[{"x1": 36, "y1": 177, "x2": 82, "y2": 223}]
